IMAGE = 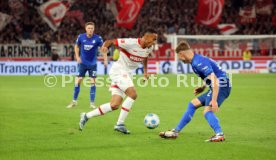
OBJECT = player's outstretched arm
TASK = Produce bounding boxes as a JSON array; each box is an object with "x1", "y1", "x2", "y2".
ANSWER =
[
  {"x1": 208, "y1": 73, "x2": 219, "y2": 112},
  {"x1": 100, "y1": 39, "x2": 117, "y2": 67},
  {"x1": 143, "y1": 57, "x2": 149, "y2": 81},
  {"x1": 100, "y1": 39, "x2": 117, "y2": 53},
  {"x1": 102, "y1": 51, "x2": 108, "y2": 67}
]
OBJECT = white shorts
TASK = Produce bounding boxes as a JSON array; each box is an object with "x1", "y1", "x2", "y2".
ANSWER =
[{"x1": 109, "y1": 71, "x2": 134, "y2": 98}]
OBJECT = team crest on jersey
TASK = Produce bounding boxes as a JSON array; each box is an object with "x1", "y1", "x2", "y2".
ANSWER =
[
  {"x1": 84, "y1": 45, "x2": 93, "y2": 50},
  {"x1": 92, "y1": 40, "x2": 96, "y2": 43},
  {"x1": 121, "y1": 39, "x2": 125, "y2": 43},
  {"x1": 202, "y1": 66, "x2": 208, "y2": 71}
]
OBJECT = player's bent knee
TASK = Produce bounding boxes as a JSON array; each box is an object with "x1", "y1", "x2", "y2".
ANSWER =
[
  {"x1": 125, "y1": 87, "x2": 137, "y2": 100},
  {"x1": 110, "y1": 103, "x2": 119, "y2": 110},
  {"x1": 191, "y1": 98, "x2": 202, "y2": 108},
  {"x1": 203, "y1": 107, "x2": 212, "y2": 115},
  {"x1": 110, "y1": 95, "x2": 123, "y2": 110},
  {"x1": 126, "y1": 92, "x2": 137, "y2": 100},
  {"x1": 130, "y1": 94, "x2": 137, "y2": 100},
  {"x1": 90, "y1": 78, "x2": 96, "y2": 84},
  {"x1": 76, "y1": 78, "x2": 83, "y2": 84}
]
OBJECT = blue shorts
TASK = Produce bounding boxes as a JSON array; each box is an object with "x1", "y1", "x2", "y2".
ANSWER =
[
  {"x1": 77, "y1": 63, "x2": 97, "y2": 78},
  {"x1": 198, "y1": 85, "x2": 231, "y2": 107}
]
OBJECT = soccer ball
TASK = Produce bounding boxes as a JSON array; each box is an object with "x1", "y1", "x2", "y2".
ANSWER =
[
  {"x1": 40, "y1": 62, "x2": 52, "y2": 75},
  {"x1": 144, "y1": 113, "x2": 160, "y2": 129}
]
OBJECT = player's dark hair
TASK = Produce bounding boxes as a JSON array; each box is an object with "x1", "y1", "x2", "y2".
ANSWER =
[
  {"x1": 143, "y1": 28, "x2": 158, "y2": 35},
  {"x1": 175, "y1": 41, "x2": 191, "y2": 53},
  {"x1": 85, "y1": 22, "x2": 95, "y2": 27}
]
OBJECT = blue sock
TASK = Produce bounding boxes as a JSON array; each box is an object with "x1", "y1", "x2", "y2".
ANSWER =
[
  {"x1": 175, "y1": 103, "x2": 197, "y2": 132},
  {"x1": 204, "y1": 111, "x2": 223, "y2": 134},
  {"x1": 73, "y1": 84, "x2": 80, "y2": 101},
  {"x1": 90, "y1": 84, "x2": 96, "y2": 103}
]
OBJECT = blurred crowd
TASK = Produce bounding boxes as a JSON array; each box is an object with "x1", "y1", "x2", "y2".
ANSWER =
[{"x1": 0, "y1": 0, "x2": 275, "y2": 44}]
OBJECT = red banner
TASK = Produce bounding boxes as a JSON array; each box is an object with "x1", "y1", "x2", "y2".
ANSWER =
[
  {"x1": 195, "y1": 0, "x2": 224, "y2": 28},
  {"x1": 256, "y1": 0, "x2": 272, "y2": 15},
  {"x1": 217, "y1": 24, "x2": 238, "y2": 35},
  {"x1": 38, "y1": 0, "x2": 73, "y2": 31},
  {"x1": 238, "y1": 6, "x2": 256, "y2": 24},
  {"x1": 116, "y1": 0, "x2": 144, "y2": 29},
  {"x1": 272, "y1": 16, "x2": 276, "y2": 26}
]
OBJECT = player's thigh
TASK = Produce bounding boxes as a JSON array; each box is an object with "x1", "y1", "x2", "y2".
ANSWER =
[
  {"x1": 110, "y1": 86, "x2": 126, "y2": 99},
  {"x1": 197, "y1": 90, "x2": 211, "y2": 107},
  {"x1": 110, "y1": 72, "x2": 134, "y2": 94},
  {"x1": 77, "y1": 63, "x2": 87, "y2": 77},
  {"x1": 203, "y1": 87, "x2": 231, "y2": 114},
  {"x1": 205, "y1": 87, "x2": 231, "y2": 107},
  {"x1": 191, "y1": 98, "x2": 203, "y2": 108},
  {"x1": 125, "y1": 87, "x2": 137, "y2": 100},
  {"x1": 88, "y1": 65, "x2": 97, "y2": 79},
  {"x1": 204, "y1": 89, "x2": 213, "y2": 107},
  {"x1": 216, "y1": 87, "x2": 231, "y2": 107}
]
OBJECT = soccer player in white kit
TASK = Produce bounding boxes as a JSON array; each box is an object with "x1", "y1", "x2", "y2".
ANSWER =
[{"x1": 79, "y1": 28, "x2": 158, "y2": 134}]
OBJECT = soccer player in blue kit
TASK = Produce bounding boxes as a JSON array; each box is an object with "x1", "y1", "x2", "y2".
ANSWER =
[
  {"x1": 67, "y1": 22, "x2": 107, "y2": 109},
  {"x1": 160, "y1": 41, "x2": 231, "y2": 142}
]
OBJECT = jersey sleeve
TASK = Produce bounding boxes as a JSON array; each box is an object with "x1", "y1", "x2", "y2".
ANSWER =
[
  {"x1": 98, "y1": 36, "x2": 103, "y2": 47},
  {"x1": 75, "y1": 35, "x2": 81, "y2": 46},
  {"x1": 147, "y1": 46, "x2": 154, "y2": 53},
  {"x1": 199, "y1": 60, "x2": 213, "y2": 77},
  {"x1": 115, "y1": 38, "x2": 135, "y2": 50}
]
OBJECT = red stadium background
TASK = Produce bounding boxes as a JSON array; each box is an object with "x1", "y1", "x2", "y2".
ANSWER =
[{"x1": 0, "y1": 0, "x2": 275, "y2": 74}]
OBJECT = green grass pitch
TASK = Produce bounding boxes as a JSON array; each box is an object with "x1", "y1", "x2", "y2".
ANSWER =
[{"x1": 0, "y1": 74, "x2": 276, "y2": 160}]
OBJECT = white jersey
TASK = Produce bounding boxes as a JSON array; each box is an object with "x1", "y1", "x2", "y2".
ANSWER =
[{"x1": 109, "y1": 38, "x2": 153, "y2": 74}]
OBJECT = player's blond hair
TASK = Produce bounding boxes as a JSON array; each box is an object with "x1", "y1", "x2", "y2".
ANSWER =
[
  {"x1": 85, "y1": 22, "x2": 95, "y2": 27},
  {"x1": 175, "y1": 41, "x2": 191, "y2": 53}
]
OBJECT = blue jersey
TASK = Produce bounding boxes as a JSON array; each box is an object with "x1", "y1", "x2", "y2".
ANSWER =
[
  {"x1": 191, "y1": 53, "x2": 228, "y2": 86},
  {"x1": 75, "y1": 33, "x2": 103, "y2": 66}
]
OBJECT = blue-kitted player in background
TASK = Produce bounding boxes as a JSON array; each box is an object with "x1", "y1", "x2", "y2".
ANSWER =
[
  {"x1": 160, "y1": 41, "x2": 231, "y2": 142},
  {"x1": 67, "y1": 22, "x2": 108, "y2": 109}
]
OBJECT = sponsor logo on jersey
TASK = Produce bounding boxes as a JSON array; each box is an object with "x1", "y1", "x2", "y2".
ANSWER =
[
  {"x1": 120, "y1": 48, "x2": 145, "y2": 62},
  {"x1": 129, "y1": 55, "x2": 144, "y2": 62},
  {"x1": 84, "y1": 45, "x2": 93, "y2": 50}
]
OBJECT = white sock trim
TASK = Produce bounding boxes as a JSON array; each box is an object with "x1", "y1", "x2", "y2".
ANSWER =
[
  {"x1": 117, "y1": 97, "x2": 135, "y2": 125},
  {"x1": 86, "y1": 103, "x2": 112, "y2": 118},
  {"x1": 122, "y1": 97, "x2": 135, "y2": 110}
]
